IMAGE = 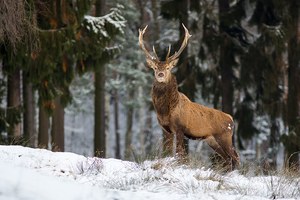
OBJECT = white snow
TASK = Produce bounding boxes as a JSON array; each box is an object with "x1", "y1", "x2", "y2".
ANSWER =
[
  {"x1": 0, "y1": 145, "x2": 299, "y2": 200},
  {"x1": 83, "y1": 6, "x2": 126, "y2": 37}
]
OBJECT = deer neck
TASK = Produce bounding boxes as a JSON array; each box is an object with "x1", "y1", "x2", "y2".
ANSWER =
[{"x1": 152, "y1": 75, "x2": 179, "y2": 116}]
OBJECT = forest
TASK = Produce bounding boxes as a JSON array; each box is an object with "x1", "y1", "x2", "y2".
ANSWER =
[{"x1": 0, "y1": 0, "x2": 299, "y2": 171}]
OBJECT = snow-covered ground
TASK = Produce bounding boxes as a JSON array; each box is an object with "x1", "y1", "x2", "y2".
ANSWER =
[{"x1": 0, "y1": 145, "x2": 299, "y2": 200}]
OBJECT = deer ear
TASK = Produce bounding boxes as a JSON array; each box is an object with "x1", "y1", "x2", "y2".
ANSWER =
[
  {"x1": 146, "y1": 58, "x2": 157, "y2": 69},
  {"x1": 168, "y1": 58, "x2": 179, "y2": 69}
]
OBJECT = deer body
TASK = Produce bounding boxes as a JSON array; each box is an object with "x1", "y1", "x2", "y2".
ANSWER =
[
  {"x1": 139, "y1": 24, "x2": 239, "y2": 170},
  {"x1": 152, "y1": 74, "x2": 234, "y2": 139}
]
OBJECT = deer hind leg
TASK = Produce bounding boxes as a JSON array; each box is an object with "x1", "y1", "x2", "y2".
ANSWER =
[
  {"x1": 214, "y1": 133, "x2": 240, "y2": 170},
  {"x1": 205, "y1": 136, "x2": 232, "y2": 168}
]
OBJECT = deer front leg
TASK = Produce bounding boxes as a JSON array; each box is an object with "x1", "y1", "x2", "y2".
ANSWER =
[
  {"x1": 163, "y1": 130, "x2": 174, "y2": 157},
  {"x1": 176, "y1": 131, "x2": 187, "y2": 159}
]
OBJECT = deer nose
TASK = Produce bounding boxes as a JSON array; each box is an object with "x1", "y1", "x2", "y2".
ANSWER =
[{"x1": 158, "y1": 72, "x2": 164, "y2": 77}]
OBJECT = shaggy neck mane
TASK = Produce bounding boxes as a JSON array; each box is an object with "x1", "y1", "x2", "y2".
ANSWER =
[{"x1": 152, "y1": 75, "x2": 179, "y2": 116}]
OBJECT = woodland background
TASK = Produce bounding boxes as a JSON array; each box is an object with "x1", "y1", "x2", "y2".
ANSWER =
[{"x1": 0, "y1": 0, "x2": 300, "y2": 171}]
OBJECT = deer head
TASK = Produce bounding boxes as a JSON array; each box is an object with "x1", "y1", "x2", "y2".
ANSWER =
[{"x1": 139, "y1": 24, "x2": 192, "y2": 83}]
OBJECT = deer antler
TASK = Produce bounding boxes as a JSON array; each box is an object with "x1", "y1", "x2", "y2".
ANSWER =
[
  {"x1": 139, "y1": 25, "x2": 158, "y2": 61},
  {"x1": 139, "y1": 24, "x2": 191, "y2": 62},
  {"x1": 166, "y1": 24, "x2": 192, "y2": 62}
]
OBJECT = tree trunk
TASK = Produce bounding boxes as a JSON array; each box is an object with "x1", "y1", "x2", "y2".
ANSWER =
[
  {"x1": 94, "y1": 67, "x2": 106, "y2": 157},
  {"x1": 125, "y1": 103, "x2": 134, "y2": 160},
  {"x1": 269, "y1": 115, "x2": 280, "y2": 169},
  {"x1": 136, "y1": 0, "x2": 147, "y2": 26},
  {"x1": 124, "y1": 86, "x2": 135, "y2": 160},
  {"x1": 218, "y1": 0, "x2": 233, "y2": 116},
  {"x1": 38, "y1": 101, "x2": 49, "y2": 148},
  {"x1": 267, "y1": 51, "x2": 285, "y2": 170},
  {"x1": 286, "y1": 0, "x2": 300, "y2": 170},
  {"x1": 51, "y1": 97, "x2": 64, "y2": 151},
  {"x1": 94, "y1": 0, "x2": 106, "y2": 158},
  {"x1": 113, "y1": 88, "x2": 121, "y2": 159},
  {"x1": 220, "y1": 39, "x2": 234, "y2": 117},
  {"x1": 144, "y1": 108, "x2": 153, "y2": 155},
  {"x1": 218, "y1": 0, "x2": 236, "y2": 153},
  {"x1": 7, "y1": 69, "x2": 21, "y2": 143},
  {"x1": 151, "y1": 0, "x2": 160, "y2": 42},
  {"x1": 23, "y1": 74, "x2": 36, "y2": 147}
]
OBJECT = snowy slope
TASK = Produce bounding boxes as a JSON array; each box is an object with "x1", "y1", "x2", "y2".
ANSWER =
[{"x1": 0, "y1": 146, "x2": 299, "y2": 200}]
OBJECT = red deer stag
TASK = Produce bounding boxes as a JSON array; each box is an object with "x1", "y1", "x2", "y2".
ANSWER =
[{"x1": 138, "y1": 24, "x2": 239, "y2": 170}]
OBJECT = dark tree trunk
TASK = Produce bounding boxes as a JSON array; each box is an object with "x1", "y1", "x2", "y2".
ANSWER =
[
  {"x1": 218, "y1": 0, "x2": 235, "y2": 151},
  {"x1": 38, "y1": 102, "x2": 49, "y2": 148},
  {"x1": 269, "y1": 115, "x2": 280, "y2": 169},
  {"x1": 113, "y1": 88, "x2": 121, "y2": 159},
  {"x1": 220, "y1": 40, "x2": 234, "y2": 116},
  {"x1": 124, "y1": 87, "x2": 135, "y2": 160},
  {"x1": 286, "y1": 0, "x2": 300, "y2": 170},
  {"x1": 94, "y1": 0, "x2": 106, "y2": 158},
  {"x1": 94, "y1": 67, "x2": 106, "y2": 157},
  {"x1": 267, "y1": 51, "x2": 285, "y2": 170},
  {"x1": 51, "y1": 97, "x2": 64, "y2": 151},
  {"x1": 218, "y1": 0, "x2": 233, "y2": 116},
  {"x1": 144, "y1": 109, "x2": 153, "y2": 155},
  {"x1": 125, "y1": 102, "x2": 134, "y2": 160},
  {"x1": 136, "y1": 0, "x2": 147, "y2": 26},
  {"x1": 23, "y1": 73, "x2": 36, "y2": 147},
  {"x1": 7, "y1": 69, "x2": 21, "y2": 143},
  {"x1": 151, "y1": 0, "x2": 160, "y2": 42}
]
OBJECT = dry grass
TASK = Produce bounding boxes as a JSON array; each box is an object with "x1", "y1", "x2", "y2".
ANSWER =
[
  {"x1": 71, "y1": 152, "x2": 300, "y2": 199},
  {"x1": 144, "y1": 155, "x2": 300, "y2": 198},
  {"x1": 264, "y1": 169, "x2": 300, "y2": 199},
  {"x1": 71, "y1": 144, "x2": 300, "y2": 199},
  {"x1": 75, "y1": 157, "x2": 103, "y2": 175}
]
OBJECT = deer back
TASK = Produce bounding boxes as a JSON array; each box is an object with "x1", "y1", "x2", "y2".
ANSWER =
[{"x1": 169, "y1": 94, "x2": 234, "y2": 139}]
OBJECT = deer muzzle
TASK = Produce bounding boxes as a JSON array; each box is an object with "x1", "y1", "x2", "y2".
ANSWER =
[
  {"x1": 155, "y1": 72, "x2": 166, "y2": 82},
  {"x1": 158, "y1": 72, "x2": 164, "y2": 77}
]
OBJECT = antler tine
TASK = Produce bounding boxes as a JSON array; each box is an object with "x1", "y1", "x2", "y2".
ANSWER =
[
  {"x1": 165, "y1": 44, "x2": 171, "y2": 61},
  {"x1": 167, "y1": 23, "x2": 192, "y2": 61},
  {"x1": 152, "y1": 46, "x2": 160, "y2": 60},
  {"x1": 139, "y1": 25, "x2": 156, "y2": 61}
]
